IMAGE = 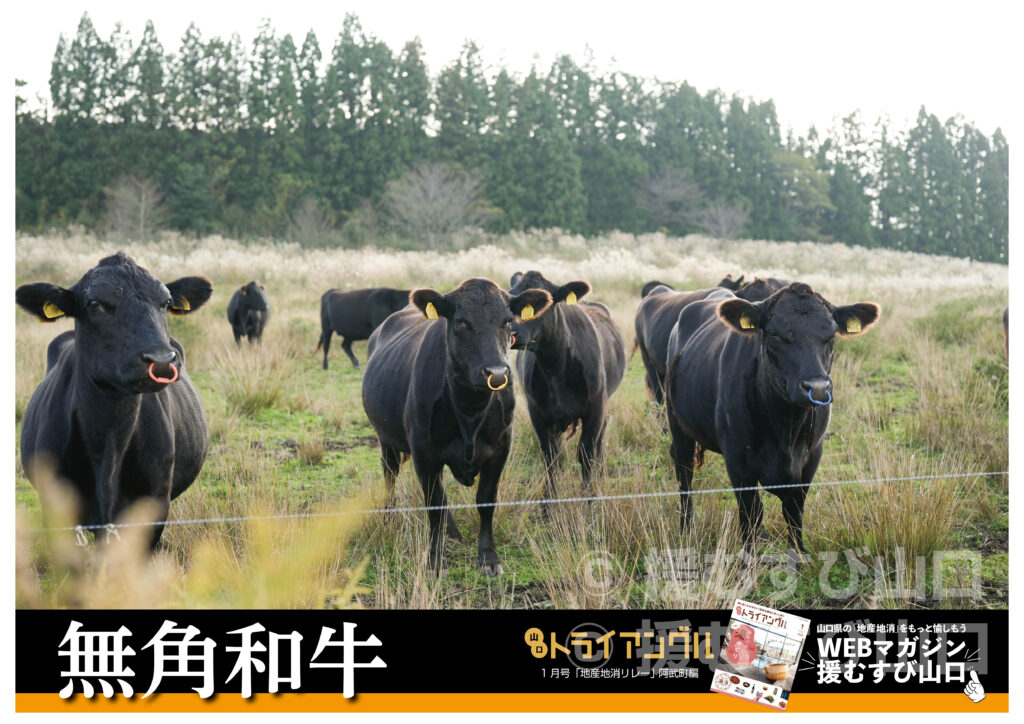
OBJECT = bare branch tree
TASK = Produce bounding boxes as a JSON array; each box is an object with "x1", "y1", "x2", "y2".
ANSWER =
[
  {"x1": 381, "y1": 162, "x2": 497, "y2": 248},
  {"x1": 637, "y1": 168, "x2": 705, "y2": 231},
  {"x1": 695, "y1": 199, "x2": 751, "y2": 240},
  {"x1": 287, "y1": 198, "x2": 336, "y2": 245},
  {"x1": 105, "y1": 175, "x2": 168, "y2": 241}
]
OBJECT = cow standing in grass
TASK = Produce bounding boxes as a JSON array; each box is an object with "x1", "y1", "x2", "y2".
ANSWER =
[
  {"x1": 664, "y1": 282, "x2": 879, "y2": 557},
  {"x1": 317, "y1": 287, "x2": 411, "y2": 369},
  {"x1": 361, "y1": 279, "x2": 552, "y2": 574},
  {"x1": 16, "y1": 253, "x2": 213, "y2": 547},
  {"x1": 509, "y1": 271, "x2": 626, "y2": 509},
  {"x1": 227, "y1": 280, "x2": 270, "y2": 345}
]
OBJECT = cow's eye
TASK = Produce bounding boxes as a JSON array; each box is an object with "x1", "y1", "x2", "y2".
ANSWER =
[
  {"x1": 453, "y1": 319, "x2": 469, "y2": 332},
  {"x1": 87, "y1": 300, "x2": 108, "y2": 313},
  {"x1": 163, "y1": 299, "x2": 173, "y2": 309}
]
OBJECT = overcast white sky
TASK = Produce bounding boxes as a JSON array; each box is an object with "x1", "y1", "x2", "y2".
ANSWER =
[{"x1": 7, "y1": 1, "x2": 1018, "y2": 139}]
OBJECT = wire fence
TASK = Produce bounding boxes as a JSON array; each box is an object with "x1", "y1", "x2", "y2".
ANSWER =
[{"x1": 30, "y1": 470, "x2": 1008, "y2": 539}]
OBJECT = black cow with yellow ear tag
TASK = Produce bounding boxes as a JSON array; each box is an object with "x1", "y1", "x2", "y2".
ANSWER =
[
  {"x1": 16, "y1": 252, "x2": 213, "y2": 549},
  {"x1": 665, "y1": 282, "x2": 880, "y2": 560},
  {"x1": 509, "y1": 270, "x2": 627, "y2": 513},
  {"x1": 362, "y1": 278, "x2": 551, "y2": 575},
  {"x1": 227, "y1": 280, "x2": 271, "y2": 345}
]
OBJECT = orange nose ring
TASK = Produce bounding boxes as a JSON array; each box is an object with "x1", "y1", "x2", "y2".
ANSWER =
[
  {"x1": 487, "y1": 374, "x2": 508, "y2": 391},
  {"x1": 148, "y1": 362, "x2": 179, "y2": 384}
]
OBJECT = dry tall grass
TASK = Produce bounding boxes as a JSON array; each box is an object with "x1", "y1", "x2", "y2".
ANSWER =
[{"x1": 14, "y1": 230, "x2": 1008, "y2": 610}]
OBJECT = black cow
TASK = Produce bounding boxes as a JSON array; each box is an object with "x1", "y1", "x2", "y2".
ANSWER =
[
  {"x1": 317, "y1": 287, "x2": 411, "y2": 369},
  {"x1": 227, "y1": 280, "x2": 270, "y2": 345},
  {"x1": 664, "y1": 282, "x2": 880, "y2": 556},
  {"x1": 16, "y1": 253, "x2": 213, "y2": 547},
  {"x1": 361, "y1": 279, "x2": 552, "y2": 574},
  {"x1": 509, "y1": 271, "x2": 626, "y2": 507},
  {"x1": 634, "y1": 276, "x2": 786, "y2": 403}
]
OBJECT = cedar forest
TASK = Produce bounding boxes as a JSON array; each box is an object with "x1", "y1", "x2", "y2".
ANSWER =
[{"x1": 14, "y1": 13, "x2": 1009, "y2": 263}]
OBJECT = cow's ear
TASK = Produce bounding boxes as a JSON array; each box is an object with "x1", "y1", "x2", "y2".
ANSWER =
[
  {"x1": 240, "y1": 285, "x2": 248, "y2": 295},
  {"x1": 717, "y1": 298, "x2": 761, "y2": 335},
  {"x1": 510, "y1": 289, "x2": 553, "y2": 321},
  {"x1": 834, "y1": 302, "x2": 881, "y2": 338},
  {"x1": 166, "y1": 276, "x2": 214, "y2": 315},
  {"x1": 411, "y1": 289, "x2": 454, "y2": 320},
  {"x1": 16, "y1": 283, "x2": 77, "y2": 322},
  {"x1": 510, "y1": 271, "x2": 524, "y2": 288},
  {"x1": 554, "y1": 281, "x2": 591, "y2": 306}
]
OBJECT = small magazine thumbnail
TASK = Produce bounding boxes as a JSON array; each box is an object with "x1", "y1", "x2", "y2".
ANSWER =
[{"x1": 710, "y1": 599, "x2": 811, "y2": 710}]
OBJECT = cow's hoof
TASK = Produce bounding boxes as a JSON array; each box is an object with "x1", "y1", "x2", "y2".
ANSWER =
[{"x1": 479, "y1": 562, "x2": 504, "y2": 577}]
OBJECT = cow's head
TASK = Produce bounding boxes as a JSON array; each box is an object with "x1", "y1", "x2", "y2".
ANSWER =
[
  {"x1": 238, "y1": 281, "x2": 269, "y2": 311},
  {"x1": 717, "y1": 274, "x2": 745, "y2": 291},
  {"x1": 508, "y1": 270, "x2": 591, "y2": 351},
  {"x1": 411, "y1": 278, "x2": 551, "y2": 391},
  {"x1": 716, "y1": 283, "x2": 879, "y2": 407},
  {"x1": 734, "y1": 277, "x2": 783, "y2": 302},
  {"x1": 16, "y1": 252, "x2": 213, "y2": 395}
]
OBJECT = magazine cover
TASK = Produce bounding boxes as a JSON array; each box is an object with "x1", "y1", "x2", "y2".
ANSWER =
[{"x1": 711, "y1": 600, "x2": 810, "y2": 710}]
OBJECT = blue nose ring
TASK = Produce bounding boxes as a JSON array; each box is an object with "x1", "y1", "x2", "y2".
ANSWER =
[{"x1": 808, "y1": 387, "x2": 832, "y2": 406}]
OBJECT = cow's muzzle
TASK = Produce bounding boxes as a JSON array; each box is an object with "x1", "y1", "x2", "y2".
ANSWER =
[
  {"x1": 143, "y1": 350, "x2": 180, "y2": 385},
  {"x1": 801, "y1": 378, "x2": 832, "y2": 406},
  {"x1": 484, "y1": 365, "x2": 510, "y2": 391}
]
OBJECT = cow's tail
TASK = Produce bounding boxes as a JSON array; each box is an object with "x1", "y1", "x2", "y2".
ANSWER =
[
  {"x1": 315, "y1": 333, "x2": 324, "y2": 354},
  {"x1": 693, "y1": 443, "x2": 706, "y2": 471},
  {"x1": 630, "y1": 336, "x2": 640, "y2": 360}
]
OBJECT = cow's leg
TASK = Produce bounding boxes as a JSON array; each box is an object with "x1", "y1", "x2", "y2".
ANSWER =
[
  {"x1": 341, "y1": 338, "x2": 361, "y2": 369},
  {"x1": 533, "y1": 422, "x2": 564, "y2": 520},
  {"x1": 577, "y1": 403, "x2": 608, "y2": 497},
  {"x1": 413, "y1": 458, "x2": 447, "y2": 573},
  {"x1": 438, "y1": 488, "x2": 463, "y2": 541},
  {"x1": 320, "y1": 329, "x2": 333, "y2": 369},
  {"x1": 780, "y1": 483, "x2": 810, "y2": 558},
  {"x1": 639, "y1": 345, "x2": 664, "y2": 405},
  {"x1": 233, "y1": 330, "x2": 242, "y2": 347},
  {"x1": 380, "y1": 443, "x2": 402, "y2": 510},
  {"x1": 476, "y1": 443, "x2": 509, "y2": 576},
  {"x1": 781, "y1": 448, "x2": 821, "y2": 559},
  {"x1": 732, "y1": 482, "x2": 764, "y2": 555},
  {"x1": 666, "y1": 409, "x2": 697, "y2": 530}
]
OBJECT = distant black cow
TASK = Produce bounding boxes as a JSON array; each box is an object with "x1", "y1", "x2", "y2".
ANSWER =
[
  {"x1": 634, "y1": 275, "x2": 786, "y2": 403},
  {"x1": 664, "y1": 282, "x2": 880, "y2": 556},
  {"x1": 317, "y1": 287, "x2": 411, "y2": 369},
  {"x1": 509, "y1": 271, "x2": 626, "y2": 506},
  {"x1": 227, "y1": 281, "x2": 270, "y2": 345},
  {"x1": 16, "y1": 253, "x2": 213, "y2": 547},
  {"x1": 361, "y1": 278, "x2": 552, "y2": 574}
]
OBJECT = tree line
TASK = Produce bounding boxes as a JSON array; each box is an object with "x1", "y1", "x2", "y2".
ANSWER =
[{"x1": 15, "y1": 13, "x2": 1009, "y2": 261}]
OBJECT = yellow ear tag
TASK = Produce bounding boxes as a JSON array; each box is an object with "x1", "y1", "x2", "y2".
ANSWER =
[
  {"x1": 846, "y1": 317, "x2": 862, "y2": 334},
  {"x1": 241, "y1": 289, "x2": 247, "y2": 295},
  {"x1": 170, "y1": 298, "x2": 191, "y2": 315},
  {"x1": 520, "y1": 304, "x2": 535, "y2": 321},
  {"x1": 739, "y1": 314, "x2": 754, "y2": 330},
  {"x1": 566, "y1": 291, "x2": 578, "y2": 305},
  {"x1": 425, "y1": 302, "x2": 439, "y2": 319},
  {"x1": 42, "y1": 301, "x2": 64, "y2": 319}
]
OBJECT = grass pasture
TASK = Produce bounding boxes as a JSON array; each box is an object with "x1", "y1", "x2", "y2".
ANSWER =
[{"x1": 13, "y1": 230, "x2": 1008, "y2": 610}]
